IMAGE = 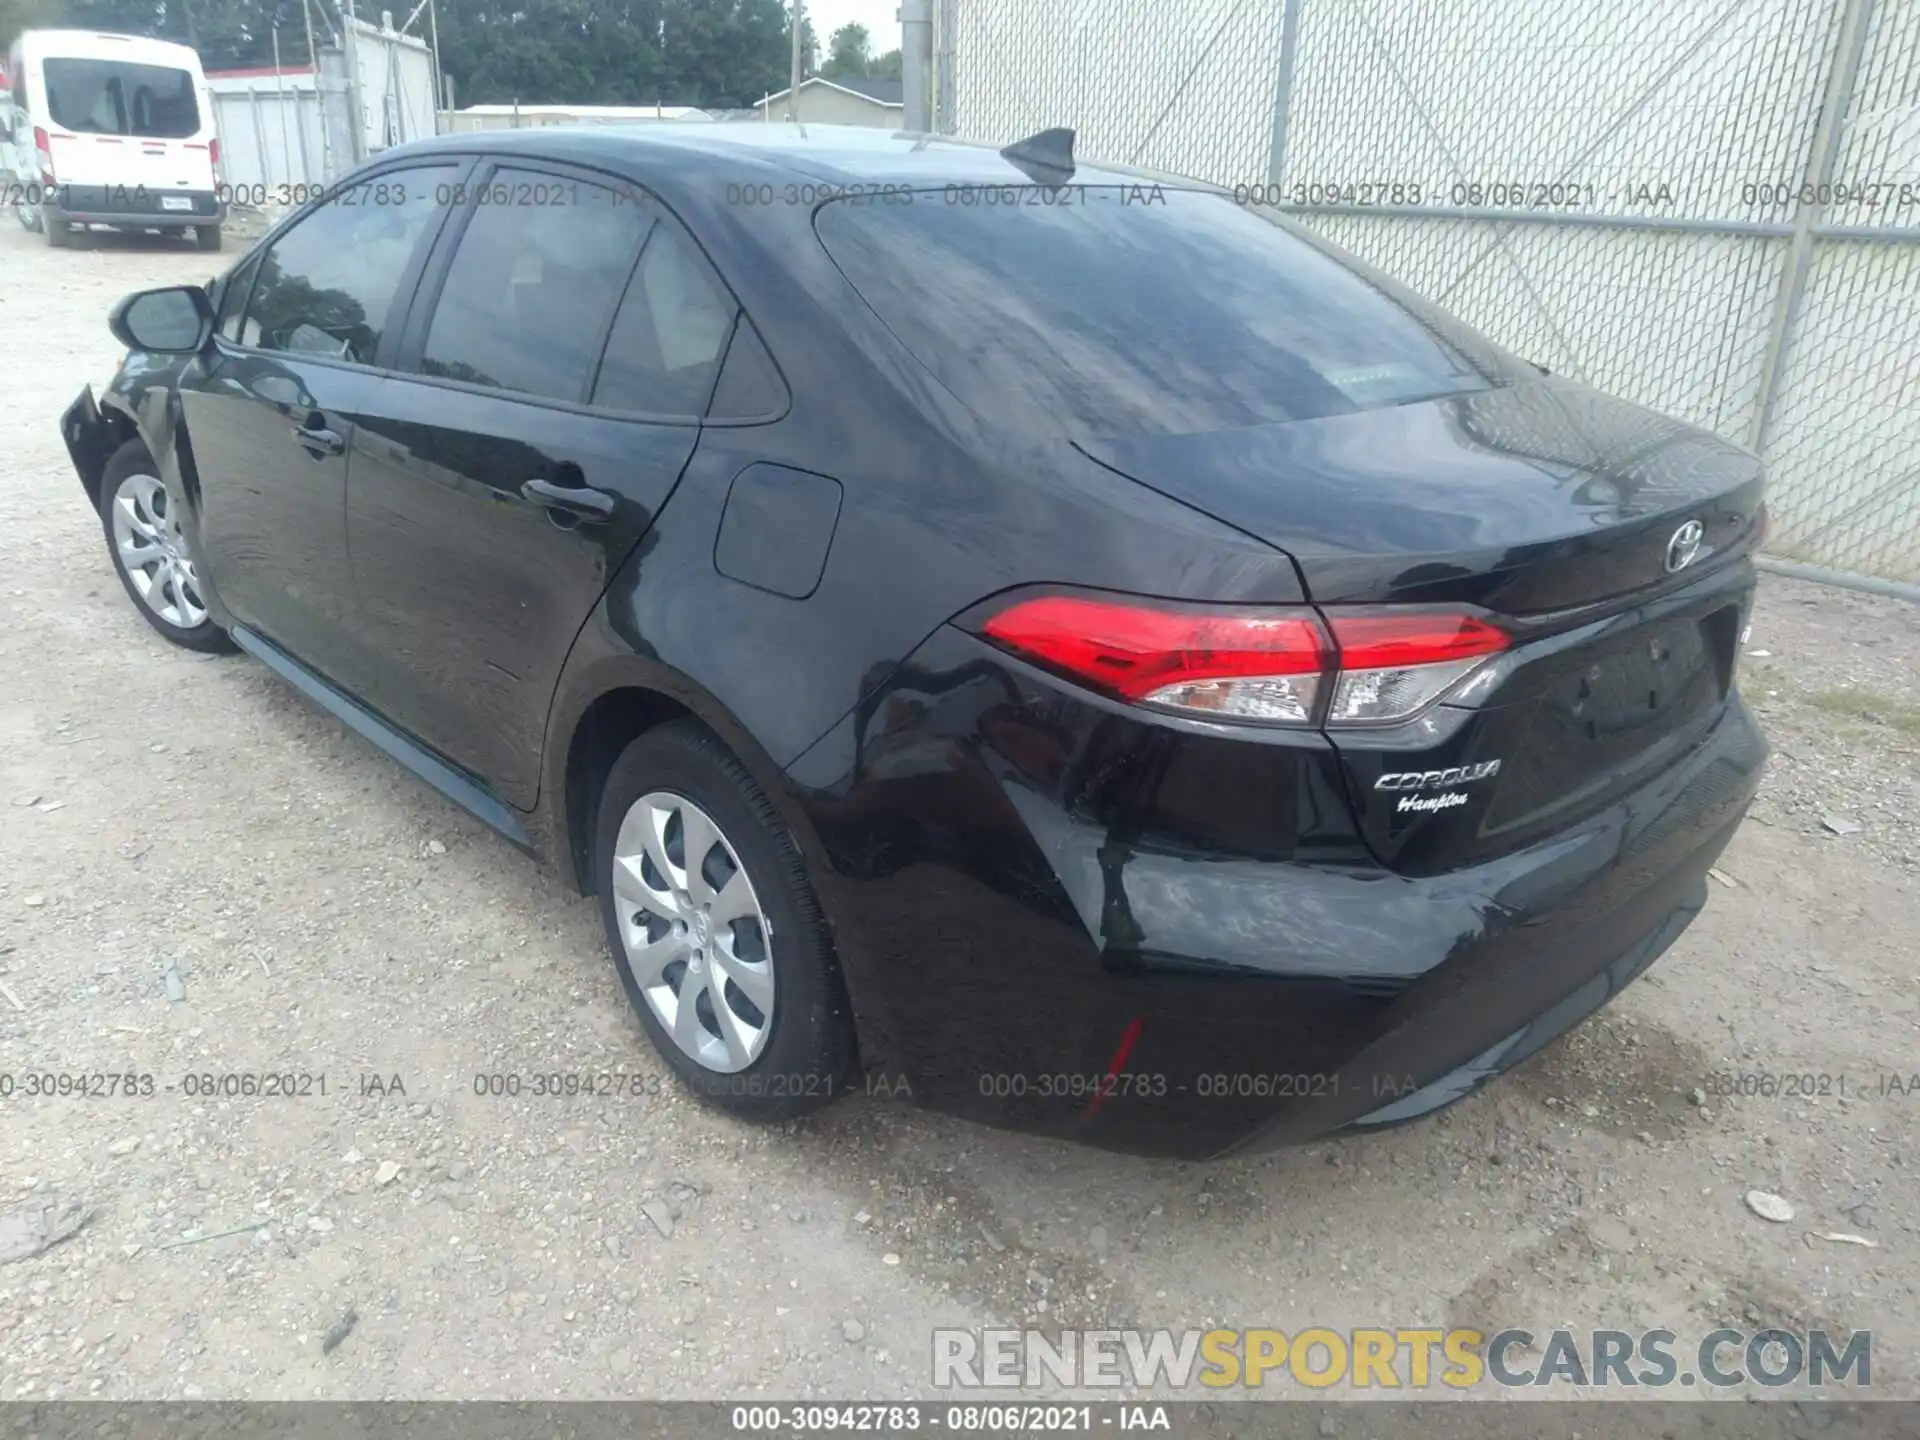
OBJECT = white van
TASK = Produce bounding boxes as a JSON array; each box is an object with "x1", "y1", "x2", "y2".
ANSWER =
[{"x1": 3, "y1": 30, "x2": 226, "y2": 250}]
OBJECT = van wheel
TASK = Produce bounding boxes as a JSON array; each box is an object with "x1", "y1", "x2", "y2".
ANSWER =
[
  {"x1": 43, "y1": 211, "x2": 71, "y2": 248},
  {"x1": 15, "y1": 198, "x2": 41, "y2": 233},
  {"x1": 194, "y1": 224, "x2": 222, "y2": 252}
]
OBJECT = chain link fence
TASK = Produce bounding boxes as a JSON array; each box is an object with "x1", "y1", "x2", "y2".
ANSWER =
[{"x1": 935, "y1": 0, "x2": 1920, "y2": 588}]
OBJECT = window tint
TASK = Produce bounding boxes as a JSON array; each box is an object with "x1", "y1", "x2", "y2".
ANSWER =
[
  {"x1": 707, "y1": 316, "x2": 785, "y2": 419},
  {"x1": 43, "y1": 59, "x2": 199, "y2": 138},
  {"x1": 242, "y1": 172, "x2": 450, "y2": 365},
  {"x1": 421, "y1": 173, "x2": 650, "y2": 401},
  {"x1": 815, "y1": 188, "x2": 1526, "y2": 437},
  {"x1": 591, "y1": 219, "x2": 735, "y2": 415},
  {"x1": 216, "y1": 252, "x2": 262, "y2": 343}
]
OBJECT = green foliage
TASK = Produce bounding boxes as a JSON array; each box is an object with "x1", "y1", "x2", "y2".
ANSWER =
[
  {"x1": 1, "y1": 0, "x2": 61, "y2": 50},
  {"x1": 435, "y1": 0, "x2": 798, "y2": 108},
  {"x1": 12, "y1": 0, "x2": 800, "y2": 109},
  {"x1": 822, "y1": 20, "x2": 864, "y2": 77}
]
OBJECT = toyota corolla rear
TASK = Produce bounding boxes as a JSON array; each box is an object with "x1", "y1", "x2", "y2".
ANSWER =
[{"x1": 799, "y1": 178, "x2": 1768, "y2": 1158}]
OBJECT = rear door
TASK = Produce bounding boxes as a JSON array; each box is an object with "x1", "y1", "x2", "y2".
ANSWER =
[
  {"x1": 346, "y1": 162, "x2": 737, "y2": 806},
  {"x1": 183, "y1": 164, "x2": 461, "y2": 691}
]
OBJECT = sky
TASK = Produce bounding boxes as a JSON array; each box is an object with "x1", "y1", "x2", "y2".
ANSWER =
[{"x1": 803, "y1": 0, "x2": 905, "y2": 55}]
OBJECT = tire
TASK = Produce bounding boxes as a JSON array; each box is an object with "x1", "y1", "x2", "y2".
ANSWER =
[
  {"x1": 195, "y1": 224, "x2": 223, "y2": 252},
  {"x1": 99, "y1": 441, "x2": 237, "y2": 654},
  {"x1": 594, "y1": 720, "x2": 856, "y2": 1121},
  {"x1": 43, "y1": 210, "x2": 70, "y2": 247},
  {"x1": 16, "y1": 198, "x2": 42, "y2": 232}
]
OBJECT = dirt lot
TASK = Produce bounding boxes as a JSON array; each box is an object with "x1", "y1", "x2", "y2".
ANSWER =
[{"x1": 1, "y1": 217, "x2": 1916, "y2": 1417}]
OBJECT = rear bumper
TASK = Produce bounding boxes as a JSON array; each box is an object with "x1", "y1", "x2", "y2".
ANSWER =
[
  {"x1": 787, "y1": 625, "x2": 1768, "y2": 1159},
  {"x1": 49, "y1": 186, "x2": 224, "y2": 228}
]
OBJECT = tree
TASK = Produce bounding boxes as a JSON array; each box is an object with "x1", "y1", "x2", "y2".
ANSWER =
[
  {"x1": 1, "y1": 0, "x2": 60, "y2": 49},
  {"x1": 822, "y1": 20, "x2": 866, "y2": 78},
  {"x1": 868, "y1": 46, "x2": 899, "y2": 81},
  {"x1": 434, "y1": 0, "x2": 796, "y2": 110}
]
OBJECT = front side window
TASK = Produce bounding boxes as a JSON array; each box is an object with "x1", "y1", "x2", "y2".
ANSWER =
[
  {"x1": 43, "y1": 58, "x2": 199, "y2": 138},
  {"x1": 419, "y1": 171, "x2": 652, "y2": 402},
  {"x1": 241, "y1": 171, "x2": 453, "y2": 365},
  {"x1": 216, "y1": 252, "x2": 262, "y2": 343}
]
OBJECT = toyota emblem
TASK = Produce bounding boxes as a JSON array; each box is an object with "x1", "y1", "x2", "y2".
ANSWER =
[{"x1": 1664, "y1": 520, "x2": 1705, "y2": 573}]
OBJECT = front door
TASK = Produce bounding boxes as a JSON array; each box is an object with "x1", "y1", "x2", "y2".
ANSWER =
[
  {"x1": 347, "y1": 163, "x2": 739, "y2": 806},
  {"x1": 181, "y1": 165, "x2": 459, "y2": 690}
]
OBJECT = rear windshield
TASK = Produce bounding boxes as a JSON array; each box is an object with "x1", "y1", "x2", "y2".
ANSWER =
[
  {"x1": 44, "y1": 58, "x2": 200, "y2": 138},
  {"x1": 815, "y1": 187, "x2": 1521, "y2": 437}
]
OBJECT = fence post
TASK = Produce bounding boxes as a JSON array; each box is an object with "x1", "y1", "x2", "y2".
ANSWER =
[
  {"x1": 1265, "y1": 0, "x2": 1305, "y2": 187},
  {"x1": 341, "y1": 9, "x2": 369, "y2": 162},
  {"x1": 901, "y1": 0, "x2": 933, "y2": 131},
  {"x1": 1746, "y1": 0, "x2": 1876, "y2": 453},
  {"x1": 248, "y1": 86, "x2": 272, "y2": 187}
]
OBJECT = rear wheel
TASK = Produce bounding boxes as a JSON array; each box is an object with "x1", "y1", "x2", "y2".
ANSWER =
[
  {"x1": 194, "y1": 223, "x2": 222, "y2": 252},
  {"x1": 43, "y1": 209, "x2": 71, "y2": 248},
  {"x1": 594, "y1": 720, "x2": 856, "y2": 1120},
  {"x1": 99, "y1": 441, "x2": 236, "y2": 654},
  {"x1": 15, "y1": 196, "x2": 42, "y2": 232}
]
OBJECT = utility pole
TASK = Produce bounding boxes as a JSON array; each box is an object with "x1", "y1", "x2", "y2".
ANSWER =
[
  {"x1": 900, "y1": 0, "x2": 930, "y2": 131},
  {"x1": 788, "y1": 0, "x2": 803, "y2": 121}
]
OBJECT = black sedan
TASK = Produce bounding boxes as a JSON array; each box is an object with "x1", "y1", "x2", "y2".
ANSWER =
[{"x1": 61, "y1": 124, "x2": 1768, "y2": 1158}]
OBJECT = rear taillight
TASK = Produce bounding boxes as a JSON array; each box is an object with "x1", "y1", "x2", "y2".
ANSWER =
[
  {"x1": 208, "y1": 136, "x2": 222, "y2": 184},
  {"x1": 34, "y1": 125, "x2": 54, "y2": 184},
  {"x1": 1321, "y1": 611, "x2": 1507, "y2": 724},
  {"x1": 976, "y1": 592, "x2": 1507, "y2": 728}
]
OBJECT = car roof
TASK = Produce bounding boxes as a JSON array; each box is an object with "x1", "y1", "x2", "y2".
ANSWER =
[{"x1": 386, "y1": 122, "x2": 1200, "y2": 193}]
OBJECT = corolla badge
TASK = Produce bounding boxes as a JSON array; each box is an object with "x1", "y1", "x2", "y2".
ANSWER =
[
  {"x1": 1374, "y1": 760, "x2": 1502, "y2": 792},
  {"x1": 1665, "y1": 519, "x2": 1705, "y2": 573}
]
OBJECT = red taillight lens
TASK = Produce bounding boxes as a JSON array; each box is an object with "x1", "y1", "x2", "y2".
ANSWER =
[
  {"x1": 976, "y1": 593, "x2": 1507, "y2": 728},
  {"x1": 34, "y1": 125, "x2": 54, "y2": 183},
  {"x1": 981, "y1": 595, "x2": 1332, "y2": 723},
  {"x1": 1322, "y1": 611, "x2": 1508, "y2": 725},
  {"x1": 208, "y1": 136, "x2": 221, "y2": 180}
]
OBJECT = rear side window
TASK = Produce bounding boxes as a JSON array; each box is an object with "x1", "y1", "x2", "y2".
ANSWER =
[
  {"x1": 420, "y1": 172, "x2": 651, "y2": 402},
  {"x1": 591, "y1": 219, "x2": 735, "y2": 416},
  {"x1": 242, "y1": 171, "x2": 453, "y2": 364},
  {"x1": 815, "y1": 188, "x2": 1520, "y2": 437},
  {"x1": 43, "y1": 58, "x2": 199, "y2": 138}
]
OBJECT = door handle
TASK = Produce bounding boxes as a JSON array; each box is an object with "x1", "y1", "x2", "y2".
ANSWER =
[
  {"x1": 521, "y1": 478, "x2": 616, "y2": 524},
  {"x1": 291, "y1": 423, "x2": 345, "y2": 457}
]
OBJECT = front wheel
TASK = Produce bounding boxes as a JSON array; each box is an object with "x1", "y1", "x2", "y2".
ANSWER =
[
  {"x1": 594, "y1": 720, "x2": 857, "y2": 1120},
  {"x1": 15, "y1": 196, "x2": 42, "y2": 232},
  {"x1": 99, "y1": 441, "x2": 236, "y2": 654}
]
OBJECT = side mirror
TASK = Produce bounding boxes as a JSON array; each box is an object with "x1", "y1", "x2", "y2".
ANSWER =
[{"x1": 108, "y1": 285, "x2": 215, "y2": 353}]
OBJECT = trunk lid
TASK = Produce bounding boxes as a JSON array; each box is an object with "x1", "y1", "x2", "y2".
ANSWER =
[
  {"x1": 1077, "y1": 379, "x2": 1764, "y2": 614},
  {"x1": 1081, "y1": 379, "x2": 1765, "y2": 873}
]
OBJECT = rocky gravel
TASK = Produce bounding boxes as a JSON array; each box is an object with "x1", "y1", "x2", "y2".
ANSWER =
[{"x1": 0, "y1": 217, "x2": 1914, "y2": 1415}]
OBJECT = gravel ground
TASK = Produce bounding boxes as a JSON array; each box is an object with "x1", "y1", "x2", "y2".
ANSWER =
[{"x1": 0, "y1": 217, "x2": 1915, "y2": 1417}]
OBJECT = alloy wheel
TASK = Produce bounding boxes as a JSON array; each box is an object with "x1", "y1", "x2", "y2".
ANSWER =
[
  {"x1": 611, "y1": 790, "x2": 776, "y2": 1073},
  {"x1": 111, "y1": 473, "x2": 208, "y2": 629}
]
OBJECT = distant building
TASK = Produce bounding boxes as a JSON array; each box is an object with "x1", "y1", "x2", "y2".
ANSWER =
[
  {"x1": 754, "y1": 77, "x2": 903, "y2": 128},
  {"x1": 441, "y1": 103, "x2": 714, "y2": 132}
]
